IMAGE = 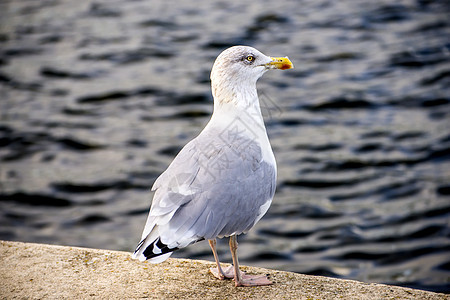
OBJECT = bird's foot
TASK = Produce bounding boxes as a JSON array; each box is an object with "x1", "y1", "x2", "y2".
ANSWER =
[
  {"x1": 209, "y1": 265, "x2": 235, "y2": 280},
  {"x1": 234, "y1": 273, "x2": 272, "y2": 287},
  {"x1": 210, "y1": 265, "x2": 272, "y2": 286}
]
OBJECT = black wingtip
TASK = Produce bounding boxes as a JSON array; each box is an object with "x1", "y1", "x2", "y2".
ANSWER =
[
  {"x1": 141, "y1": 238, "x2": 179, "y2": 260},
  {"x1": 134, "y1": 239, "x2": 145, "y2": 254}
]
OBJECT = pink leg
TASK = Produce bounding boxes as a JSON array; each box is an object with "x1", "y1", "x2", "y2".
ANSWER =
[
  {"x1": 208, "y1": 239, "x2": 234, "y2": 279},
  {"x1": 229, "y1": 235, "x2": 272, "y2": 287}
]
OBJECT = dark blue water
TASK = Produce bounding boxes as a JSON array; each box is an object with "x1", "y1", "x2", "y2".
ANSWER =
[{"x1": 1, "y1": 0, "x2": 449, "y2": 293}]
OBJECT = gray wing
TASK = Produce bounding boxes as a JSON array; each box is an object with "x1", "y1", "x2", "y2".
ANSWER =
[{"x1": 146, "y1": 128, "x2": 276, "y2": 250}]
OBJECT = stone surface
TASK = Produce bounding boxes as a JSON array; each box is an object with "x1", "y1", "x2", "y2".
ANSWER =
[{"x1": 1, "y1": 240, "x2": 448, "y2": 299}]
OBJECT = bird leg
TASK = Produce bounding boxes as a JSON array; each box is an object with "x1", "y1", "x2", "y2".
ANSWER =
[
  {"x1": 208, "y1": 239, "x2": 234, "y2": 279},
  {"x1": 229, "y1": 235, "x2": 272, "y2": 287}
]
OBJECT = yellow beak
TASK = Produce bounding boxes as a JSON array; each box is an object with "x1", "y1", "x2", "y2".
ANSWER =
[{"x1": 266, "y1": 56, "x2": 294, "y2": 70}]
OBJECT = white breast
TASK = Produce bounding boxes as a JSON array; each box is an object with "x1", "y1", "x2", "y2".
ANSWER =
[{"x1": 206, "y1": 101, "x2": 277, "y2": 170}]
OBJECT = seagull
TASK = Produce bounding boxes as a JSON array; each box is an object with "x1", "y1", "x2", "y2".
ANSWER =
[{"x1": 132, "y1": 45, "x2": 293, "y2": 287}]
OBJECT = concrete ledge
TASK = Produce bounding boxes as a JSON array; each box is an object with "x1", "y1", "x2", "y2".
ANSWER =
[{"x1": 1, "y1": 240, "x2": 447, "y2": 299}]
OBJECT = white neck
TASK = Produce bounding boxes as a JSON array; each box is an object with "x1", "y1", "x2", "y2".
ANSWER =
[
  {"x1": 205, "y1": 83, "x2": 276, "y2": 166},
  {"x1": 209, "y1": 79, "x2": 265, "y2": 130}
]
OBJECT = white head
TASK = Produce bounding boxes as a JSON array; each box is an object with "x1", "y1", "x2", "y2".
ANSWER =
[{"x1": 210, "y1": 46, "x2": 293, "y2": 106}]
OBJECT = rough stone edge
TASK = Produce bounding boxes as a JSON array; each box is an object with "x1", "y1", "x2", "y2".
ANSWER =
[{"x1": 0, "y1": 240, "x2": 448, "y2": 300}]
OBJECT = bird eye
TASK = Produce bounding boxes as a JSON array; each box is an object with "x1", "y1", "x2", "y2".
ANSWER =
[{"x1": 246, "y1": 55, "x2": 255, "y2": 62}]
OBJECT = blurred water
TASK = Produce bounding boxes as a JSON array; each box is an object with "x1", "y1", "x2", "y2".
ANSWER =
[{"x1": 1, "y1": 0, "x2": 449, "y2": 293}]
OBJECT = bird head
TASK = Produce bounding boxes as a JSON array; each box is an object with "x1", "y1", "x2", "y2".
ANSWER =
[
  {"x1": 211, "y1": 46, "x2": 293, "y2": 85},
  {"x1": 210, "y1": 46, "x2": 293, "y2": 104}
]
